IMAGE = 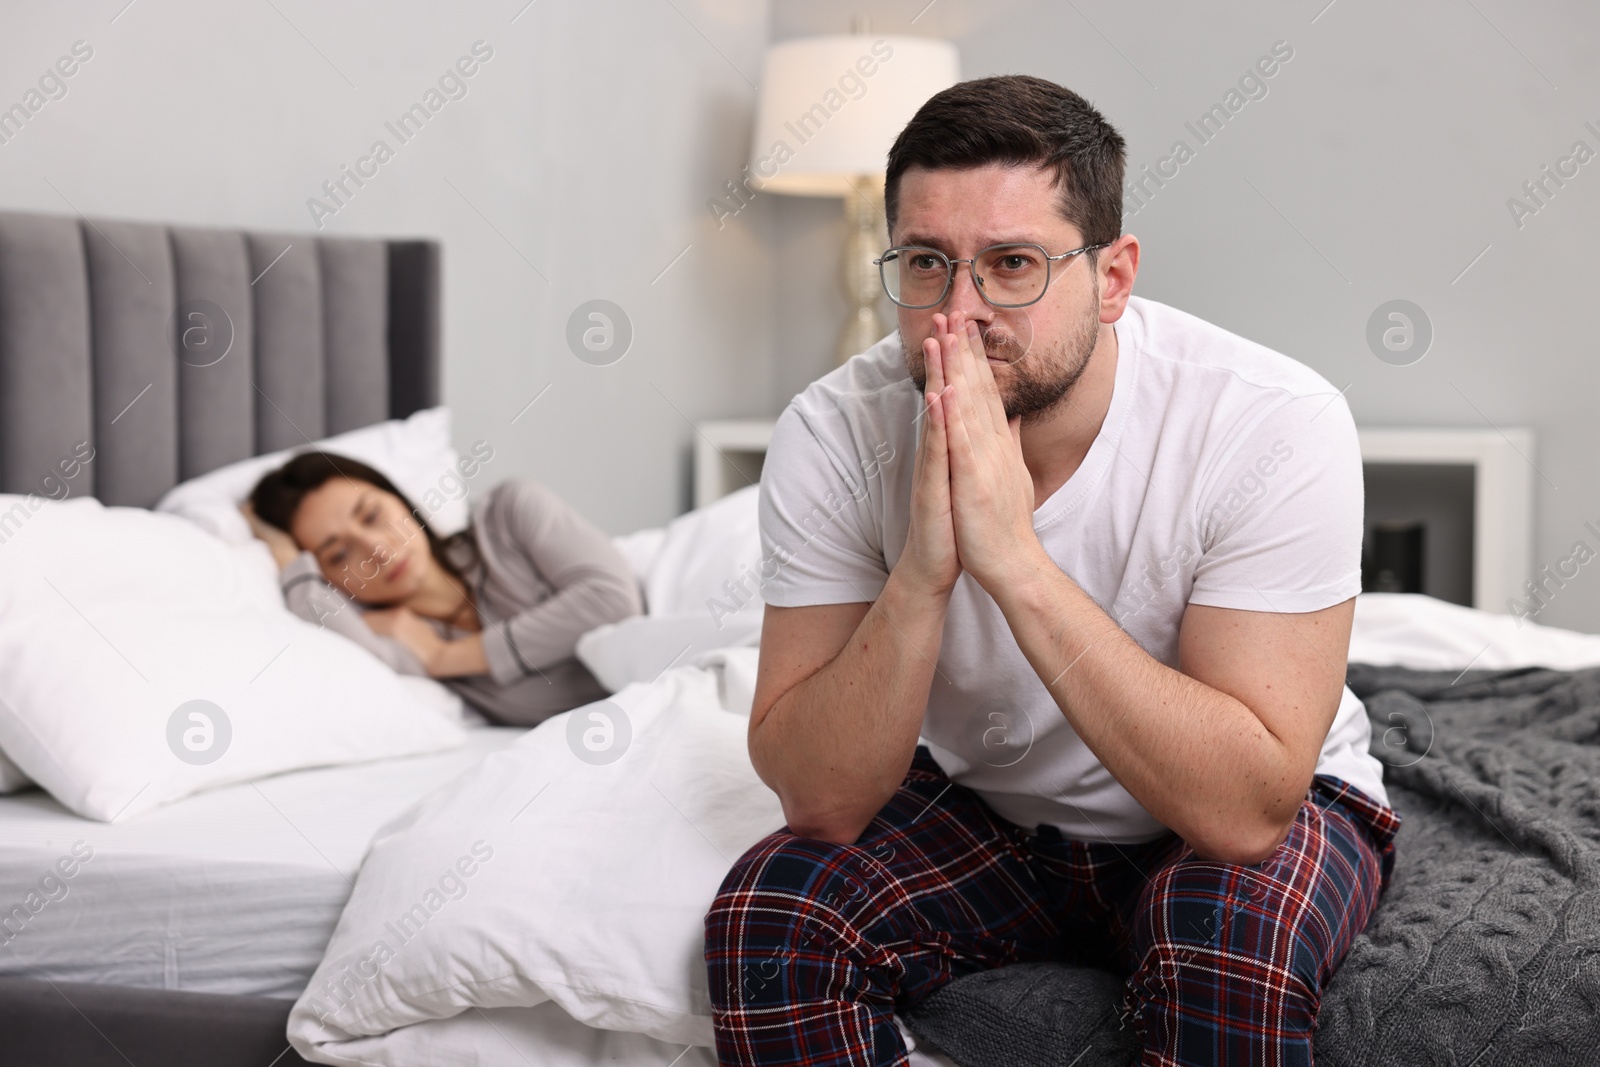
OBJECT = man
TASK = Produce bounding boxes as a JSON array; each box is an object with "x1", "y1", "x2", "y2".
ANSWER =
[{"x1": 705, "y1": 74, "x2": 1400, "y2": 1067}]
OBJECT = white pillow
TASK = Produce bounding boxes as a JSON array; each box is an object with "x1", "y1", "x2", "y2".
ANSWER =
[
  {"x1": 154, "y1": 407, "x2": 479, "y2": 543},
  {"x1": 576, "y1": 611, "x2": 762, "y2": 694},
  {"x1": 573, "y1": 488, "x2": 765, "y2": 695},
  {"x1": 644, "y1": 485, "x2": 763, "y2": 625},
  {"x1": 3, "y1": 676, "x2": 479, "y2": 793},
  {"x1": 610, "y1": 526, "x2": 665, "y2": 594},
  {"x1": 578, "y1": 489, "x2": 770, "y2": 693},
  {"x1": 0, "y1": 496, "x2": 466, "y2": 821}
]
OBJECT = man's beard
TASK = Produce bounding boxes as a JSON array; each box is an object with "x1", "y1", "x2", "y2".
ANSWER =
[{"x1": 903, "y1": 301, "x2": 1101, "y2": 422}]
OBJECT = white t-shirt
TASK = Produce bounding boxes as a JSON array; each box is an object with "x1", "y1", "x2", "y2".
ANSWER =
[{"x1": 757, "y1": 294, "x2": 1389, "y2": 843}]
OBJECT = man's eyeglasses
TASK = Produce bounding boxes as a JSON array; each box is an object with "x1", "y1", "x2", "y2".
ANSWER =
[{"x1": 874, "y1": 241, "x2": 1110, "y2": 310}]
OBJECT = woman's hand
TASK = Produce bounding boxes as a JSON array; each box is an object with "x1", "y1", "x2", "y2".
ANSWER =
[
  {"x1": 241, "y1": 502, "x2": 302, "y2": 571},
  {"x1": 365, "y1": 605, "x2": 446, "y2": 673},
  {"x1": 367, "y1": 607, "x2": 489, "y2": 678}
]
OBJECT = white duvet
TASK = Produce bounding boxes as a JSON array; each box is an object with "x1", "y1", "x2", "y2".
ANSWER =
[{"x1": 287, "y1": 647, "x2": 784, "y2": 1065}]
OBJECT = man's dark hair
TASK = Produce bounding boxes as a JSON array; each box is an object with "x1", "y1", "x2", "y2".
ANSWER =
[{"x1": 884, "y1": 74, "x2": 1127, "y2": 254}]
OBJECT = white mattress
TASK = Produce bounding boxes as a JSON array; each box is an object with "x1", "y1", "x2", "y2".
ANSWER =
[{"x1": 0, "y1": 725, "x2": 523, "y2": 998}]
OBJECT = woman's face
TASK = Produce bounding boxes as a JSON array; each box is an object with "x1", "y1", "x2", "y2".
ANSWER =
[{"x1": 289, "y1": 478, "x2": 431, "y2": 605}]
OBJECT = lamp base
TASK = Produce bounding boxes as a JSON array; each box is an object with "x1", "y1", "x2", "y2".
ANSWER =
[
  {"x1": 838, "y1": 304, "x2": 886, "y2": 365},
  {"x1": 837, "y1": 176, "x2": 887, "y2": 365}
]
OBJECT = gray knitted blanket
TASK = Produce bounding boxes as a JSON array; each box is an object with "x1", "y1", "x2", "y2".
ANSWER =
[{"x1": 901, "y1": 665, "x2": 1600, "y2": 1067}]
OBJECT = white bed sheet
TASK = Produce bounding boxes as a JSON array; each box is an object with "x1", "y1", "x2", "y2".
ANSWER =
[
  {"x1": 320, "y1": 1003, "x2": 957, "y2": 1067},
  {"x1": 0, "y1": 726, "x2": 523, "y2": 998},
  {"x1": 334, "y1": 1004, "x2": 956, "y2": 1067}
]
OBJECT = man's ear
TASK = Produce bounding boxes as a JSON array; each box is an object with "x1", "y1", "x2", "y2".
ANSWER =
[{"x1": 1094, "y1": 234, "x2": 1140, "y2": 321}]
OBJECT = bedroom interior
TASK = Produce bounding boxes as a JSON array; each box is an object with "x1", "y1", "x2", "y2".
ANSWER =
[{"x1": 1, "y1": 1, "x2": 1597, "y2": 1065}]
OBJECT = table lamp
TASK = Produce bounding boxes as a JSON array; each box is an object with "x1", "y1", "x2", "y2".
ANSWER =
[{"x1": 747, "y1": 33, "x2": 959, "y2": 363}]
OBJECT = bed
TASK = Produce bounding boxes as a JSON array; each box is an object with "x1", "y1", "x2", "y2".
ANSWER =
[
  {"x1": 3, "y1": 207, "x2": 1599, "y2": 1067},
  {"x1": 0, "y1": 207, "x2": 443, "y2": 1066},
  {"x1": 0, "y1": 728, "x2": 523, "y2": 997}
]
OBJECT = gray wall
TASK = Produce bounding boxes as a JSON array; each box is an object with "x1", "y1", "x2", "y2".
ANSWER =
[
  {"x1": 0, "y1": 0, "x2": 774, "y2": 536},
  {"x1": 4, "y1": 0, "x2": 1598, "y2": 631},
  {"x1": 769, "y1": 0, "x2": 1600, "y2": 633}
]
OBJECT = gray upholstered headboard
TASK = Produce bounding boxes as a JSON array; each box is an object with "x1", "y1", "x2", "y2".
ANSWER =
[{"x1": 0, "y1": 210, "x2": 440, "y2": 508}]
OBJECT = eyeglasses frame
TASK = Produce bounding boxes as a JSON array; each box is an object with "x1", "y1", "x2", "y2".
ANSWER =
[{"x1": 873, "y1": 240, "x2": 1112, "y2": 310}]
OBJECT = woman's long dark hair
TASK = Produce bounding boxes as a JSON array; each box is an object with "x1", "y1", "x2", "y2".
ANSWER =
[{"x1": 249, "y1": 451, "x2": 479, "y2": 594}]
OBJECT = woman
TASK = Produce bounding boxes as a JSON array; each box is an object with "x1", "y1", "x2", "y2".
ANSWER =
[{"x1": 243, "y1": 451, "x2": 642, "y2": 726}]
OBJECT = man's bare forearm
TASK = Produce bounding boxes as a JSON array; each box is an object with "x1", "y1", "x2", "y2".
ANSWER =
[
  {"x1": 751, "y1": 567, "x2": 951, "y2": 844},
  {"x1": 990, "y1": 546, "x2": 1296, "y2": 862}
]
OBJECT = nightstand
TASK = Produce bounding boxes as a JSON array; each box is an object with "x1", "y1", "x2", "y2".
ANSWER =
[
  {"x1": 1358, "y1": 428, "x2": 1534, "y2": 612},
  {"x1": 693, "y1": 418, "x2": 777, "y2": 509}
]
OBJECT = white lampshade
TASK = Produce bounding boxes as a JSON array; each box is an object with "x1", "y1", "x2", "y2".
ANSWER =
[{"x1": 747, "y1": 35, "x2": 960, "y2": 197}]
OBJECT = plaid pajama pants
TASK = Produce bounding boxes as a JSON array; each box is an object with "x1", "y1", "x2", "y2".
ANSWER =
[{"x1": 705, "y1": 747, "x2": 1401, "y2": 1067}]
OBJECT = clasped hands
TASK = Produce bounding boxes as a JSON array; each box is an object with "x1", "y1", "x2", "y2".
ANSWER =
[{"x1": 902, "y1": 311, "x2": 1044, "y2": 598}]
